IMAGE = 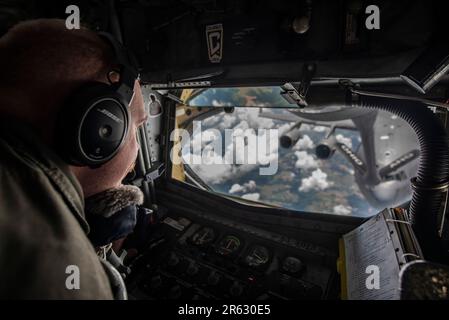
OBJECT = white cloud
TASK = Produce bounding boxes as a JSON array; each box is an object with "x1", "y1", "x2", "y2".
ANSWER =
[
  {"x1": 229, "y1": 184, "x2": 245, "y2": 194},
  {"x1": 233, "y1": 120, "x2": 250, "y2": 131},
  {"x1": 186, "y1": 108, "x2": 280, "y2": 183},
  {"x1": 202, "y1": 116, "x2": 220, "y2": 127},
  {"x1": 294, "y1": 134, "x2": 314, "y2": 150},
  {"x1": 339, "y1": 165, "x2": 355, "y2": 176},
  {"x1": 212, "y1": 99, "x2": 232, "y2": 107},
  {"x1": 299, "y1": 123, "x2": 312, "y2": 131},
  {"x1": 228, "y1": 180, "x2": 257, "y2": 194},
  {"x1": 202, "y1": 129, "x2": 221, "y2": 144},
  {"x1": 244, "y1": 180, "x2": 257, "y2": 192},
  {"x1": 187, "y1": 146, "x2": 264, "y2": 184},
  {"x1": 313, "y1": 126, "x2": 327, "y2": 133},
  {"x1": 219, "y1": 114, "x2": 238, "y2": 129},
  {"x1": 236, "y1": 108, "x2": 275, "y2": 129},
  {"x1": 278, "y1": 123, "x2": 293, "y2": 135},
  {"x1": 241, "y1": 193, "x2": 260, "y2": 201},
  {"x1": 299, "y1": 169, "x2": 332, "y2": 192},
  {"x1": 294, "y1": 151, "x2": 318, "y2": 170},
  {"x1": 216, "y1": 108, "x2": 275, "y2": 131},
  {"x1": 335, "y1": 134, "x2": 352, "y2": 148},
  {"x1": 190, "y1": 162, "x2": 233, "y2": 184},
  {"x1": 333, "y1": 205, "x2": 352, "y2": 215}
]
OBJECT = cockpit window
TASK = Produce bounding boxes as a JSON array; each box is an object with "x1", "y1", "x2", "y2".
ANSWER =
[
  {"x1": 187, "y1": 87, "x2": 292, "y2": 108},
  {"x1": 171, "y1": 87, "x2": 419, "y2": 217}
]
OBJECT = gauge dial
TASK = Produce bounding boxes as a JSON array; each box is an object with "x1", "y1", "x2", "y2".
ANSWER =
[
  {"x1": 282, "y1": 256, "x2": 304, "y2": 274},
  {"x1": 244, "y1": 245, "x2": 270, "y2": 267},
  {"x1": 216, "y1": 235, "x2": 241, "y2": 256},
  {"x1": 191, "y1": 227, "x2": 216, "y2": 246}
]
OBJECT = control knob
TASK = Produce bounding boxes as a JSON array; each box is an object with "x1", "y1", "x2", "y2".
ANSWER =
[
  {"x1": 167, "y1": 253, "x2": 180, "y2": 267},
  {"x1": 207, "y1": 271, "x2": 221, "y2": 286},
  {"x1": 149, "y1": 275, "x2": 162, "y2": 290},
  {"x1": 168, "y1": 285, "x2": 182, "y2": 299},
  {"x1": 230, "y1": 281, "x2": 244, "y2": 297},
  {"x1": 186, "y1": 262, "x2": 199, "y2": 276}
]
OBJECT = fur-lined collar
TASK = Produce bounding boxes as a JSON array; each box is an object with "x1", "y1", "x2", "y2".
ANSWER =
[{"x1": 85, "y1": 185, "x2": 144, "y2": 218}]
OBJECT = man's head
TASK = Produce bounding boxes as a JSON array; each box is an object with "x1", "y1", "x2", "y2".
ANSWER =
[
  {"x1": 0, "y1": 19, "x2": 116, "y2": 139},
  {"x1": 0, "y1": 19, "x2": 147, "y2": 197}
]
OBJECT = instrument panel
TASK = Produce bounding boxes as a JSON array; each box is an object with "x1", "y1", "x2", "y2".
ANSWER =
[
  {"x1": 190, "y1": 227, "x2": 216, "y2": 247},
  {"x1": 126, "y1": 212, "x2": 337, "y2": 300},
  {"x1": 244, "y1": 245, "x2": 270, "y2": 268},
  {"x1": 216, "y1": 235, "x2": 242, "y2": 257}
]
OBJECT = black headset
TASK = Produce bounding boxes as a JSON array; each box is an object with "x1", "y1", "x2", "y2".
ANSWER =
[{"x1": 56, "y1": 32, "x2": 139, "y2": 168}]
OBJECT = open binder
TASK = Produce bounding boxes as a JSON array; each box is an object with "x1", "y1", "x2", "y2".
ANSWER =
[{"x1": 337, "y1": 208, "x2": 423, "y2": 300}]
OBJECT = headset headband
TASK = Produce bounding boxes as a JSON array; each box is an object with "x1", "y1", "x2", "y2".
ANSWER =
[{"x1": 97, "y1": 32, "x2": 139, "y2": 104}]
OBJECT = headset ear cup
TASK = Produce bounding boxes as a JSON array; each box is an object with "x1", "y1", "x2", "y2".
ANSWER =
[{"x1": 57, "y1": 82, "x2": 130, "y2": 167}]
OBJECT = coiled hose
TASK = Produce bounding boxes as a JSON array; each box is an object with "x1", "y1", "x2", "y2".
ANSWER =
[{"x1": 355, "y1": 95, "x2": 449, "y2": 262}]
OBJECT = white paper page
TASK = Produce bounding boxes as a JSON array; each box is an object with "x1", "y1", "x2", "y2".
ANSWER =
[{"x1": 343, "y1": 211, "x2": 402, "y2": 300}]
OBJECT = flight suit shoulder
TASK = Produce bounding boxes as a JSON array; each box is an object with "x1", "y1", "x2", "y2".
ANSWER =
[{"x1": 0, "y1": 134, "x2": 114, "y2": 299}]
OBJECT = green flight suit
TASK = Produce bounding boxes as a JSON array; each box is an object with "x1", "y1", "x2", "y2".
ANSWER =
[{"x1": 0, "y1": 120, "x2": 113, "y2": 299}]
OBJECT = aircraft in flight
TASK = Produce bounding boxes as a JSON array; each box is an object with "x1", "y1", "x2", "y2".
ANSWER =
[{"x1": 259, "y1": 100, "x2": 420, "y2": 210}]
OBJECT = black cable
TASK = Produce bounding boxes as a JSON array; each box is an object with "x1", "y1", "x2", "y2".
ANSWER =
[{"x1": 354, "y1": 94, "x2": 449, "y2": 262}]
